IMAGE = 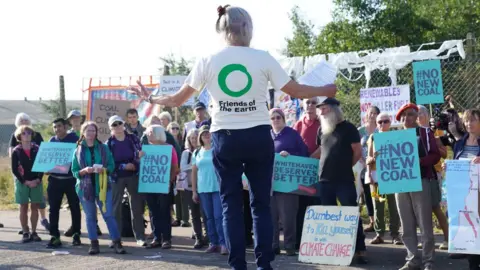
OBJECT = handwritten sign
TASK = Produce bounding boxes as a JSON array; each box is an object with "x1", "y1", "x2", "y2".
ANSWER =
[
  {"x1": 32, "y1": 142, "x2": 77, "y2": 174},
  {"x1": 159, "y1": 75, "x2": 194, "y2": 106},
  {"x1": 299, "y1": 206, "x2": 359, "y2": 266},
  {"x1": 359, "y1": 85, "x2": 410, "y2": 126},
  {"x1": 273, "y1": 154, "x2": 319, "y2": 196},
  {"x1": 413, "y1": 60, "x2": 444, "y2": 105},
  {"x1": 92, "y1": 99, "x2": 131, "y2": 142},
  {"x1": 138, "y1": 145, "x2": 172, "y2": 194},
  {"x1": 374, "y1": 128, "x2": 422, "y2": 194}
]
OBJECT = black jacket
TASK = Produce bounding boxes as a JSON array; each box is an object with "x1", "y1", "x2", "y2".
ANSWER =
[{"x1": 11, "y1": 143, "x2": 43, "y2": 184}]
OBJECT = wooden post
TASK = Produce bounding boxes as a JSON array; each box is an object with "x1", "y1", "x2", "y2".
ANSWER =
[{"x1": 59, "y1": 75, "x2": 67, "y2": 118}]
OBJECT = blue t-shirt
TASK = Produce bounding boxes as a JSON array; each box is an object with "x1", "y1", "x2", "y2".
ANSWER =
[{"x1": 192, "y1": 148, "x2": 219, "y2": 193}]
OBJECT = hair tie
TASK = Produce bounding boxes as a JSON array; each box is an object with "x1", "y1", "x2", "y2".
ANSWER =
[{"x1": 217, "y1": 5, "x2": 229, "y2": 16}]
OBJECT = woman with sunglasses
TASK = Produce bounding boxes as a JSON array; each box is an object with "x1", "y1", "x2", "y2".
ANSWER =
[
  {"x1": 11, "y1": 125, "x2": 44, "y2": 243},
  {"x1": 106, "y1": 115, "x2": 146, "y2": 247},
  {"x1": 366, "y1": 112, "x2": 402, "y2": 246},
  {"x1": 72, "y1": 121, "x2": 125, "y2": 255},
  {"x1": 269, "y1": 108, "x2": 308, "y2": 256}
]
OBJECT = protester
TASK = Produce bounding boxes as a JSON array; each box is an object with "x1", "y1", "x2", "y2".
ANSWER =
[
  {"x1": 192, "y1": 125, "x2": 227, "y2": 255},
  {"x1": 11, "y1": 125, "x2": 44, "y2": 243},
  {"x1": 358, "y1": 106, "x2": 379, "y2": 233},
  {"x1": 418, "y1": 105, "x2": 449, "y2": 250},
  {"x1": 293, "y1": 97, "x2": 321, "y2": 249},
  {"x1": 143, "y1": 125, "x2": 178, "y2": 249},
  {"x1": 106, "y1": 115, "x2": 146, "y2": 247},
  {"x1": 270, "y1": 108, "x2": 308, "y2": 256},
  {"x1": 67, "y1": 110, "x2": 85, "y2": 137},
  {"x1": 365, "y1": 112, "x2": 402, "y2": 245},
  {"x1": 316, "y1": 98, "x2": 367, "y2": 264},
  {"x1": 142, "y1": 115, "x2": 181, "y2": 160},
  {"x1": 180, "y1": 128, "x2": 205, "y2": 249},
  {"x1": 183, "y1": 102, "x2": 209, "y2": 141},
  {"x1": 8, "y1": 113, "x2": 50, "y2": 233},
  {"x1": 159, "y1": 111, "x2": 172, "y2": 128},
  {"x1": 127, "y1": 5, "x2": 336, "y2": 269},
  {"x1": 124, "y1": 108, "x2": 146, "y2": 138},
  {"x1": 449, "y1": 109, "x2": 480, "y2": 269},
  {"x1": 395, "y1": 103, "x2": 440, "y2": 270},
  {"x1": 72, "y1": 121, "x2": 125, "y2": 255},
  {"x1": 46, "y1": 118, "x2": 82, "y2": 248}
]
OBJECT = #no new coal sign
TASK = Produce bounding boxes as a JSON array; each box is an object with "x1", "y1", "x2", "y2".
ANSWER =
[{"x1": 413, "y1": 59, "x2": 444, "y2": 105}]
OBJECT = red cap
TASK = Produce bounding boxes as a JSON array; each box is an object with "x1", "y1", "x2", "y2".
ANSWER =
[{"x1": 395, "y1": 103, "x2": 419, "y2": 121}]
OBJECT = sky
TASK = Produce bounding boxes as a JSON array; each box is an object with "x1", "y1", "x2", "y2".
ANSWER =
[{"x1": 0, "y1": 0, "x2": 333, "y2": 101}]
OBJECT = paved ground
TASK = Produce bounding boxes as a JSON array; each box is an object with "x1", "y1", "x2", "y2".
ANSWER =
[{"x1": 0, "y1": 210, "x2": 469, "y2": 270}]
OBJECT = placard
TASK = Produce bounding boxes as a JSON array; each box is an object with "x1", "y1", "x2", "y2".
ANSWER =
[
  {"x1": 413, "y1": 59, "x2": 444, "y2": 104},
  {"x1": 32, "y1": 142, "x2": 77, "y2": 174},
  {"x1": 273, "y1": 154, "x2": 319, "y2": 196},
  {"x1": 359, "y1": 85, "x2": 410, "y2": 126},
  {"x1": 159, "y1": 75, "x2": 194, "y2": 106},
  {"x1": 138, "y1": 144, "x2": 172, "y2": 194},
  {"x1": 92, "y1": 99, "x2": 131, "y2": 142},
  {"x1": 299, "y1": 206, "x2": 359, "y2": 266},
  {"x1": 373, "y1": 128, "x2": 422, "y2": 194}
]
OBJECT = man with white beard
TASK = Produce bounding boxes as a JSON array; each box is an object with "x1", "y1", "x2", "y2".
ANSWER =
[{"x1": 315, "y1": 98, "x2": 367, "y2": 264}]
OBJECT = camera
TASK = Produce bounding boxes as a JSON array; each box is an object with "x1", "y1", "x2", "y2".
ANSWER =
[{"x1": 431, "y1": 111, "x2": 449, "y2": 131}]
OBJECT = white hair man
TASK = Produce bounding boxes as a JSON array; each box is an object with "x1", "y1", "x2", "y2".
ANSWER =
[{"x1": 316, "y1": 98, "x2": 367, "y2": 264}]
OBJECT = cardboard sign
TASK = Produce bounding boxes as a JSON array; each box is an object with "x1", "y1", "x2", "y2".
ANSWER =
[
  {"x1": 138, "y1": 144, "x2": 172, "y2": 194},
  {"x1": 373, "y1": 128, "x2": 422, "y2": 194},
  {"x1": 92, "y1": 99, "x2": 131, "y2": 142},
  {"x1": 413, "y1": 59, "x2": 444, "y2": 104},
  {"x1": 273, "y1": 154, "x2": 319, "y2": 196},
  {"x1": 32, "y1": 142, "x2": 76, "y2": 174},
  {"x1": 299, "y1": 206, "x2": 359, "y2": 266}
]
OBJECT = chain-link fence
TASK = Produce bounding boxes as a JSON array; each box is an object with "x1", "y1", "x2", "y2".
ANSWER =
[{"x1": 336, "y1": 50, "x2": 480, "y2": 127}]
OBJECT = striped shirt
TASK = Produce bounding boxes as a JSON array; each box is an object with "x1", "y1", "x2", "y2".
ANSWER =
[{"x1": 459, "y1": 145, "x2": 480, "y2": 159}]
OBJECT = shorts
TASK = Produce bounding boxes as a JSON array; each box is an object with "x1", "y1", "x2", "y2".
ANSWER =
[
  {"x1": 15, "y1": 180, "x2": 44, "y2": 205},
  {"x1": 430, "y1": 179, "x2": 441, "y2": 208}
]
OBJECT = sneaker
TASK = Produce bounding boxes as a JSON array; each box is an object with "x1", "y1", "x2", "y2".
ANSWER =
[
  {"x1": 180, "y1": 221, "x2": 191, "y2": 227},
  {"x1": 113, "y1": 240, "x2": 127, "y2": 254},
  {"x1": 398, "y1": 262, "x2": 421, "y2": 270},
  {"x1": 393, "y1": 236, "x2": 404, "y2": 245},
  {"x1": 220, "y1": 245, "x2": 229, "y2": 255},
  {"x1": 137, "y1": 240, "x2": 147, "y2": 247},
  {"x1": 64, "y1": 227, "x2": 74, "y2": 237},
  {"x1": 439, "y1": 241, "x2": 448, "y2": 250},
  {"x1": 46, "y1": 237, "x2": 62, "y2": 249},
  {"x1": 161, "y1": 241, "x2": 172, "y2": 249},
  {"x1": 205, "y1": 245, "x2": 219, "y2": 253},
  {"x1": 193, "y1": 239, "x2": 204, "y2": 249},
  {"x1": 22, "y1": 233, "x2": 31, "y2": 243},
  {"x1": 72, "y1": 233, "x2": 81, "y2": 246},
  {"x1": 171, "y1": 220, "x2": 181, "y2": 227},
  {"x1": 146, "y1": 240, "x2": 161, "y2": 249},
  {"x1": 30, "y1": 232, "x2": 42, "y2": 242},
  {"x1": 424, "y1": 263, "x2": 433, "y2": 270},
  {"x1": 41, "y1": 219, "x2": 50, "y2": 232}
]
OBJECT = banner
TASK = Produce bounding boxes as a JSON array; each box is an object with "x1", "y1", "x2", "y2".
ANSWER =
[
  {"x1": 446, "y1": 160, "x2": 480, "y2": 254},
  {"x1": 92, "y1": 99, "x2": 131, "y2": 142},
  {"x1": 32, "y1": 142, "x2": 77, "y2": 174},
  {"x1": 413, "y1": 59, "x2": 444, "y2": 105},
  {"x1": 273, "y1": 154, "x2": 319, "y2": 196},
  {"x1": 159, "y1": 75, "x2": 195, "y2": 106},
  {"x1": 373, "y1": 128, "x2": 422, "y2": 194},
  {"x1": 138, "y1": 145, "x2": 172, "y2": 194},
  {"x1": 359, "y1": 85, "x2": 410, "y2": 126},
  {"x1": 299, "y1": 206, "x2": 359, "y2": 266}
]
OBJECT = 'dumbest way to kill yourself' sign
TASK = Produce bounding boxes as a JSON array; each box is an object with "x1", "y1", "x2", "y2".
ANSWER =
[
  {"x1": 32, "y1": 142, "x2": 77, "y2": 174},
  {"x1": 373, "y1": 128, "x2": 422, "y2": 194},
  {"x1": 299, "y1": 206, "x2": 359, "y2": 266},
  {"x1": 138, "y1": 145, "x2": 172, "y2": 194}
]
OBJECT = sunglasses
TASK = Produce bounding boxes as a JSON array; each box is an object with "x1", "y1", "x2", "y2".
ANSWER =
[
  {"x1": 377, "y1": 120, "x2": 390, "y2": 125},
  {"x1": 270, "y1": 116, "x2": 283, "y2": 121},
  {"x1": 22, "y1": 131, "x2": 32, "y2": 136},
  {"x1": 306, "y1": 101, "x2": 317, "y2": 105},
  {"x1": 171, "y1": 127, "x2": 179, "y2": 130},
  {"x1": 111, "y1": 121, "x2": 123, "y2": 127}
]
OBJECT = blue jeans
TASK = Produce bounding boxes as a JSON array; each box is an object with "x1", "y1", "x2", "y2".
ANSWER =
[
  {"x1": 199, "y1": 192, "x2": 224, "y2": 246},
  {"x1": 212, "y1": 125, "x2": 274, "y2": 270},
  {"x1": 317, "y1": 181, "x2": 366, "y2": 252},
  {"x1": 79, "y1": 190, "x2": 120, "y2": 241},
  {"x1": 145, "y1": 193, "x2": 172, "y2": 242}
]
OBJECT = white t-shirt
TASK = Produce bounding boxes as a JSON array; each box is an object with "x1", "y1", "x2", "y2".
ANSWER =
[{"x1": 185, "y1": 46, "x2": 291, "y2": 132}]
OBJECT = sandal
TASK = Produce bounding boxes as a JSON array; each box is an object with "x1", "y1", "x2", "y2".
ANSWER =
[{"x1": 369, "y1": 236, "x2": 384, "y2": 244}]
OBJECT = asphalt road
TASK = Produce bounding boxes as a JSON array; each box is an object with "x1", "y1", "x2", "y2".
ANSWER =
[{"x1": 0, "y1": 210, "x2": 469, "y2": 270}]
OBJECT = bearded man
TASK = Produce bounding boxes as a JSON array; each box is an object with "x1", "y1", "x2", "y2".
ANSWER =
[{"x1": 315, "y1": 98, "x2": 367, "y2": 264}]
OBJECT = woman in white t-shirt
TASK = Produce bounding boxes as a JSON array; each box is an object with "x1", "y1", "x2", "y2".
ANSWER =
[{"x1": 127, "y1": 5, "x2": 336, "y2": 270}]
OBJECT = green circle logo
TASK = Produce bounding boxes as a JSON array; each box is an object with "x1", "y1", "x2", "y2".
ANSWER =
[{"x1": 218, "y1": 64, "x2": 252, "y2": 97}]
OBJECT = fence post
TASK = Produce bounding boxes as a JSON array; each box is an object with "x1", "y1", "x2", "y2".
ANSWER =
[
  {"x1": 466, "y1": 32, "x2": 476, "y2": 58},
  {"x1": 59, "y1": 75, "x2": 67, "y2": 118}
]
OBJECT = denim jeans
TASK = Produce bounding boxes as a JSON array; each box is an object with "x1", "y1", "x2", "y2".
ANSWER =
[
  {"x1": 212, "y1": 125, "x2": 274, "y2": 270},
  {"x1": 79, "y1": 189, "x2": 120, "y2": 241},
  {"x1": 199, "y1": 192, "x2": 224, "y2": 246},
  {"x1": 145, "y1": 193, "x2": 172, "y2": 242}
]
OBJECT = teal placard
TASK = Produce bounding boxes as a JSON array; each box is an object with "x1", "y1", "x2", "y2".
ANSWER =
[
  {"x1": 138, "y1": 144, "x2": 172, "y2": 194},
  {"x1": 413, "y1": 59, "x2": 444, "y2": 104},
  {"x1": 373, "y1": 129, "x2": 422, "y2": 194},
  {"x1": 273, "y1": 154, "x2": 319, "y2": 196},
  {"x1": 32, "y1": 142, "x2": 77, "y2": 174}
]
